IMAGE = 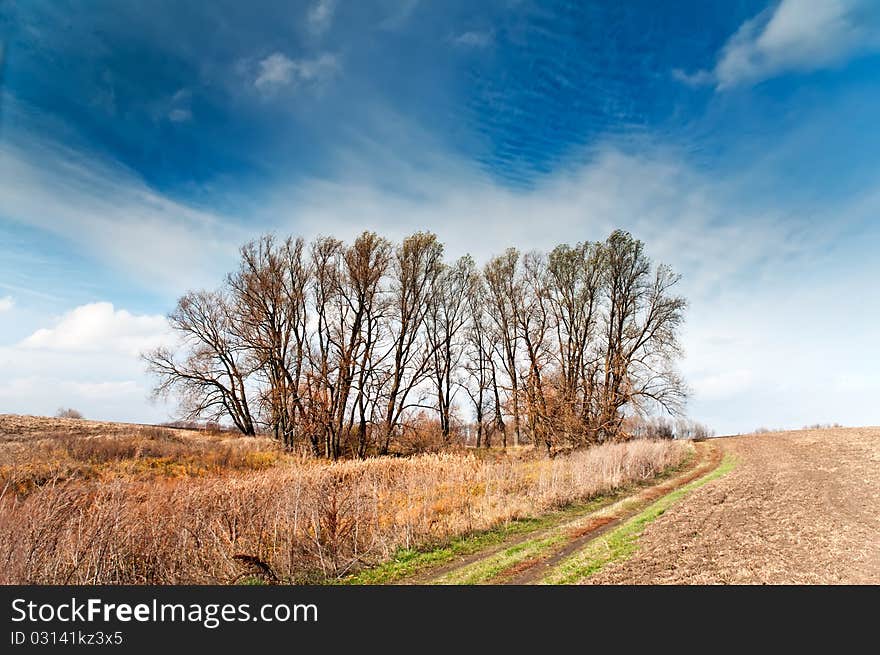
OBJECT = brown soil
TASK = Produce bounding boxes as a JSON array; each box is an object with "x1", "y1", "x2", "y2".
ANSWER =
[{"x1": 585, "y1": 427, "x2": 880, "y2": 584}]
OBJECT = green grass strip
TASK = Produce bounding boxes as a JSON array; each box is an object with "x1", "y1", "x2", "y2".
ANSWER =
[
  {"x1": 433, "y1": 532, "x2": 565, "y2": 585},
  {"x1": 339, "y1": 493, "x2": 623, "y2": 585},
  {"x1": 541, "y1": 453, "x2": 736, "y2": 585}
]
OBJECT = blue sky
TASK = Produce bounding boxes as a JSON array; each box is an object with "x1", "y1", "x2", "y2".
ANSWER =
[{"x1": 1, "y1": 0, "x2": 879, "y2": 433}]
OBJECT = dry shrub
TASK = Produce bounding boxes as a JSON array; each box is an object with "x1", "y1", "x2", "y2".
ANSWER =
[
  {"x1": 0, "y1": 439, "x2": 688, "y2": 584},
  {"x1": 394, "y1": 415, "x2": 452, "y2": 455},
  {"x1": 56, "y1": 408, "x2": 84, "y2": 420}
]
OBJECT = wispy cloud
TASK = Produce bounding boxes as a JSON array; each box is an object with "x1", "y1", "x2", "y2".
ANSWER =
[
  {"x1": 253, "y1": 52, "x2": 339, "y2": 92},
  {"x1": 676, "y1": 0, "x2": 880, "y2": 90},
  {"x1": 166, "y1": 88, "x2": 192, "y2": 122},
  {"x1": 670, "y1": 68, "x2": 714, "y2": 87},
  {"x1": 167, "y1": 108, "x2": 192, "y2": 122},
  {"x1": 0, "y1": 296, "x2": 13, "y2": 312},
  {"x1": 280, "y1": 145, "x2": 813, "y2": 300},
  {"x1": 89, "y1": 71, "x2": 117, "y2": 116},
  {"x1": 307, "y1": 0, "x2": 336, "y2": 36},
  {"x1": 0, "y1": 130, "x2": 247, "y2": 294},
  {"x1": 254, "y1": 53, "x2": 295, "y2": 90},
  {"x1": 379, "y1": 0, "x2": 420, "y2": 31},
  {"x1": 453, "y1": 31, "x2": 494, "y2": 48}
]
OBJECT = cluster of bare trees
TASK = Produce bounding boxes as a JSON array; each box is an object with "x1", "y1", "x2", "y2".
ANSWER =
[
  {"x1": 625, "y1": 416, "x2": 712, "y2": 441},
  {"x1": 145, "y1": 229, "x2": 688, "y2": 458}
]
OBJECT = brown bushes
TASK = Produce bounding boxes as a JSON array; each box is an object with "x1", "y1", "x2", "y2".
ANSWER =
[
  {"x1": 0, "y1": 439, "x2": 688, "y2": 584},
  {"x1": 55, "y1": 408, "x2": 84, "y2": 420}
]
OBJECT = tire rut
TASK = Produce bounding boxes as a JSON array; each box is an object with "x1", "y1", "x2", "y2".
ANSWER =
[{"x1": 493, "y1": 441, "x2": 723, "y2": 585}]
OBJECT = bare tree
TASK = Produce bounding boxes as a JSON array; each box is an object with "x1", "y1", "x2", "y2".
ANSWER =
[
  {"x1": 307, "y1": 236, "x2": 345, "y2": 457},
  {"x1": 598, "y1": 230, "x2": 687, "y2": 440},
  {"x1": 147, "y1": 228, "x2": 689, "y2": 457},
  {"x1": 516, "y1": 251, "x2": 554, "y2": 454},
  {"x1": 460, "y1": 268, "x2": 494, "y2": 448},
  {"x1": 379, "y1": 232, "x2": 443, "y2": 454},
  {"x1": 227, "y1": 235, "x2": 310, "y2": 447},
  {"x1": 341, "y1": 232, "x2": 392, "y2": 458},
  {"x1": 546, "y1": 241, "x2": 604, "y2": 445},
  {"x1": 483, "y1": 249, "x2": 522, "y2": 447},
  {"x1": 426, "y1": 255, "x2": 472, "y2": 442},
  {"x1": 305, "y1": 235, "x2": 391, "y2": 459},
  {"x1": 145, "y1": 290, "x2": 257, "y2": 436}
]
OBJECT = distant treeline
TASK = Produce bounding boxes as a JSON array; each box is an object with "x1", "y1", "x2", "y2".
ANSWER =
[{"x1": 145, "y1": 229, "x2": 688, "y2": 458}]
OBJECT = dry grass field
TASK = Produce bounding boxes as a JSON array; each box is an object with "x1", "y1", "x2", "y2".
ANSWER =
[
  {"x1": 0, "y1": 414, "x2": 285, "y2": 495},
  {"x1": 0, "y1": 414, "x2": 688, "y2": 584}
]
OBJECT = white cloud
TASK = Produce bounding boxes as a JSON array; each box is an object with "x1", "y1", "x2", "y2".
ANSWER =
[
  {"x1": 0, "y1": 303, "x2": 175, "y2": 422},
  {"x1": 453, "y1": 31, "x2": 493, "y2": 48},
  {"x1": 168, "y1": 107, "x2": 192, "y2": 122},
  {"x1": 0, "y1": 376, "x2": 147, "y2": 417},
  {"x1": 154, "y1": 89, "x2": 193, "y2": 123},
  {"x1": 254, "y1": 53, "x2": 295, "y2": 89},
  {"x1": 379, "y1": 0, "x2": 420, "y2": 30},
  {"x1": 307, "y1": 0, "x2": 336, "y2": 36},
  {"x1": 293, "y1": 53, "x2": 340, "y2": 82},
  {"x1": 832, "y1": 373, "x2": 876, "y2": 393},
  {"x1": 254, "y1": 52, "x2": 339, "y2": 92},
  {"x1": 279, "y1": 146, "x2": 812, "y2": 303},
  {"x1": 677, "y1": 0, "x2": 880, "y2": 89},
  {"x1": 171, "y1": 89, "x2": 190, "y2": 104},
  {"x1": 690, "y1": 369, "x2": 754, "y2": 400},
  {"x1": 0, "y1": 296, "x2": 13, "y2": 312},
  {"x1": 20, "y1": 302, "x2": 172, "y2": 356},
  {"x1": 671, "y1": 68, "x2": 714, "y2": 87},
  {"x1": 0, "y1": 131, "x2": 247, "y2": 293},
  {"x1": 70, "y1": 380, "x2": 141, "y2": 398}
]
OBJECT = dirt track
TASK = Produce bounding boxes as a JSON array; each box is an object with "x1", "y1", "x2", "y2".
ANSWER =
[
  {"x1": 585, "y1": 427, "x2": 880, "y2": 584},
  {"x1": 501, "y1": 442, "x2": 722, "y2": 584}
]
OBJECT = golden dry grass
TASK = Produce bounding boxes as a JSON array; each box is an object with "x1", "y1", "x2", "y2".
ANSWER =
[
  {"x1": 0, "y1": 414, "x2": 285, "y2": 495},
  {"x1": 0, "y1": 414, "x2": 688, "y2": 584}
]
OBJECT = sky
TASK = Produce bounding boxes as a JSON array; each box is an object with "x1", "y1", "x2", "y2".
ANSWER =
[{"x1": 1, "y1": 0, "x2": 879, "y2": 434}]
